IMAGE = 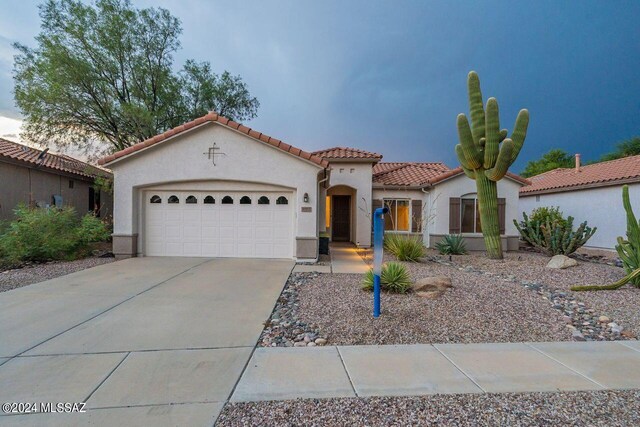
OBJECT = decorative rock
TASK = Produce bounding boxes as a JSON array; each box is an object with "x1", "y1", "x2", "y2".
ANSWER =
[
  {"x1": 546, "y1": 255, "x2": 578, "y2": 269},
  {"x1": 307, "y1": 342, "x2": 316, "y2": 347},
  {"x1": 294, "y1": 341, "x2": 307, "y2": 347},
  {"x1": 572, "y1": 330, "x2": 586, "y2": 341},
  {"x1": 315, "y1": 338, "x2": 327, "y2": 345},
  {"x1": 598, "y1": 316, "x2": 610, "y2": 323}
]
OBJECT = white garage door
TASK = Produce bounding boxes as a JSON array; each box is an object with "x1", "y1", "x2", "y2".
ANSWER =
[{"x1": 144, "y1": 191, "x2": 294, "y2": 258}]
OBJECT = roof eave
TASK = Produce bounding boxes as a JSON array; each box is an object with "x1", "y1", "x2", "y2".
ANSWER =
[{"x1": 520, "y1": 176, "x2": 640, "y2": 196}]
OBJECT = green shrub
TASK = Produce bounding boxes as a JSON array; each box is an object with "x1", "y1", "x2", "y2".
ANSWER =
[
  {"x1": 529, "y1": 206, "x2": 567, "y2": 227},
  {"x1": 514, "y1": 209, "x2": 596, "y2": 256},
  {"x1": 77, "y1": 214, "x2": 111, "y2": 244},
  {"x1": 362, "y1": 262, "x2": 413, "y2": 293},
  {"x1": 435, "y1": 234, "x2": 468, "y2": 255},
  {"x1": 0, "y1": 205, "x2": 111, "y2": 266},
  {"x1": 384, "y1": 234, "x2": 426, "y2": 261}
]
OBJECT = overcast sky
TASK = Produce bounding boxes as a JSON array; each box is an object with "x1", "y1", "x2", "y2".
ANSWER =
[{"x1": 0, "y1": 0, "x2": 638, "y2": 171}]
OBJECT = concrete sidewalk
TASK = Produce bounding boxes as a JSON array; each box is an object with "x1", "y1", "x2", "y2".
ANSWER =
[
  {"x1": 232, "y1": 341, "x2": 640, "y2": 402},
  {"x1": 293, "y1": 244, "x2": 369, "y2": 274}
]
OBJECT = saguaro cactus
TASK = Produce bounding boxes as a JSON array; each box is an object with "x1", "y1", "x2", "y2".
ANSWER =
[{"x1": 456, "y1": 71, "x2": 529, "y2": 259}]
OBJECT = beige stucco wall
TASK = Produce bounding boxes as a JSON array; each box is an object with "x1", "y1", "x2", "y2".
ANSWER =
[
  {"x1": 326, "y1": 162, "x2": 374, "y2": 247},
  {"x1": 109, "y1": 122, "x2": 323, "y2": 258}
]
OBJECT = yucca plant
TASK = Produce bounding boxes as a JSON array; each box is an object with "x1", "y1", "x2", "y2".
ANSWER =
[
  {"x1": 384, "y1": 234, "x2": 426, "y2": 262},
  {"x1": 435, "y1": 234, "x2": 468, "y2": 255},
  {"x1": 362, "y1": 262, "x2": 413, "y2": 293}
]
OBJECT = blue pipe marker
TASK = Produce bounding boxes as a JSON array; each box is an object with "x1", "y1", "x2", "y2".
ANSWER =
[{"x1": 372, "y1": 207, "x2": 389, "y2": 318}]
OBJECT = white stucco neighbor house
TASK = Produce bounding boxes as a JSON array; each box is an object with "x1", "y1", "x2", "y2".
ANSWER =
[
  {"x1": 519, "y1": 154, "x2": 640, "y2": 251},
  {"x1": 99, "y1": 112, "x2": 528, "y2": 261}
]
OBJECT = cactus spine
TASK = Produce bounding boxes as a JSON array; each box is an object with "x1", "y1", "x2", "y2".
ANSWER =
[{"x1": 456, "y1": 71, "x2": 529, "y2": 259}]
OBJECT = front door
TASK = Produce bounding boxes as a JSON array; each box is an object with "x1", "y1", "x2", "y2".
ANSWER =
[{"x1": 332, "y1": 195, "x2": 351, "y2": 242}]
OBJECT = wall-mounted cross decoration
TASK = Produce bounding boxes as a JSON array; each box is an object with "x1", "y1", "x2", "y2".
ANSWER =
[{"x1": 203, "y1": 142, "x2": 226, "y2": 166}]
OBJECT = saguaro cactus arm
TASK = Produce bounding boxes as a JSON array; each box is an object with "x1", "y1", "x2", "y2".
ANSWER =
[
  {"x1": 457, "y1": 114, "x2": 482, "y2": 168},
  {"x1": 483, "y1": 98, "x2": 501, "y2": 169},
  {"x1": 467, "y1": 72, "x2": 485, "y2": 144},
  {"x1": 509, "y1": 109, "x2": 530, "y2": 163},
  {"x1": 485, "y1": 138, "x2": 514, "y2": 181}
]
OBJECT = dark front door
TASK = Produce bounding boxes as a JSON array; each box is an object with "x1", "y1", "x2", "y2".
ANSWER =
[{"x1": 332, "y1": 195, "x2": 351, "y2": 241}]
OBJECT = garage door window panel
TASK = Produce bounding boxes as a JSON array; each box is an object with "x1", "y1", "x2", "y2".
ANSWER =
[
  {"x1": 203, "y1": 196, "x2": 215, "y2": 204},
  {"x1": 240, "y1": 196, "x2": 252, "y2": 205},
  {"x1": 222, "y1": 196, "x2": 234, "y2": 204},
  {"x1": 150, "y1": 195, "x2": 162, "y2": 203},
  {"x1": 276, "y1": 196, "x2": 288, "y2": 205},
  {"x1": 186, "y1": 195, "x2": 198, "y2": 204},
  {"x1": 258, "y1": 196, "x2": 270, "y2": 205},
  {"x1": 168, "y1": 195, "x2": 179, "y2": 204}
]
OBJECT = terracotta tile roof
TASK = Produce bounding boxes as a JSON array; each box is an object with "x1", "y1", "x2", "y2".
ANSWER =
[
  {"x1": 373, "y1": 161, "x2": 449, "y2": 175},
  {"x1": 0, "y1": 138, "x2": 110, "y2": 179},
  {"x1": 429, "y1": 167, "x2": 529, "y2": 186},
  {"x1": 373, "y1": 162, "x2": 451, "y2": 187},
  {"x1": 520, "y1": 155, "x2": 640, "y2": 195},
  {"x1": 372, "y1": 162, "x2": 529, "y2": 187},
  {"x1": 312, "y1": 146, "x2": 383, "y2": 161},
  {"x1": 98, "y1": 112, "x2": 329, "y2": 168}
]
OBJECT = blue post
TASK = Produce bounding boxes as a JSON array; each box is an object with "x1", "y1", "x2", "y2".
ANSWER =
[{"x1": 372, "y1": 207, "x2": 388, "y2": 318}]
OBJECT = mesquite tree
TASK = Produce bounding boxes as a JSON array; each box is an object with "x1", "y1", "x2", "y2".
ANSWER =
[{"x1": 455, "y1": 71, "x2": 529, "y2": 259}]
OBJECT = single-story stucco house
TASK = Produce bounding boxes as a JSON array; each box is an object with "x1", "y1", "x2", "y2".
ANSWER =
[
  {"x1": 0, "y1": 138, "x2": 113, "y2": 221},
  {"x1": 99, "y1": 112, "x2": 527, "y2": 261},
  {"x1": 519, "y1": 154, "x2": 640, "y2": 251}
]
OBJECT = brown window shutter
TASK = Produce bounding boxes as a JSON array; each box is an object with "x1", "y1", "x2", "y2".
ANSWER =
[
  {"x1": 449, "y1": 198, "x2": 461, "y2": 234},
  {"x1": 498, "y1": 198, "x2": 506, "y2": 235},
  {"x1": 411, "y1": 199, "x2": 422, "y2": 233}
]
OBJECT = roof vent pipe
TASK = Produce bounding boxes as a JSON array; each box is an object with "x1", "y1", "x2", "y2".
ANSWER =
[{"x1": 575, "y1": 153, "x2": 581, "y2": 172}]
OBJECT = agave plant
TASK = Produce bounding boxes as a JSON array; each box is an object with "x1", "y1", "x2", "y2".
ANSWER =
[
  {"x1": 435, "y1": 234, "x2": 468, "y2": 255},
  {"x1": 362, "y1": 262, "x2": 413, "y2": 293},
  {"x1": 384, "y1": 234, "x2": 426, "y2": 262}
]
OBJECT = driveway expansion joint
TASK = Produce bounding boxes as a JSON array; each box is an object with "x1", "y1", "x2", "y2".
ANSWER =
[{"x1": 336, "y1": 346, "x2": 358, "y2": 397}]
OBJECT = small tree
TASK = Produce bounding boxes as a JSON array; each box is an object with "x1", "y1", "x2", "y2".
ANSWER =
[{"x1": 13, "y1": 0, "x2": 259, "y2": 158}]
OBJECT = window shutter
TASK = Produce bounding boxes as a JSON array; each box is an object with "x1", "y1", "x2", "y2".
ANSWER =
[
  {"x1": 411, "y1": 199, "x2": 422, "y2": 233},
  {"x1": 449, "y1": 198, "x2": 461, "y2": 234},
  {"x1": 498, "y1": 198, "x2": 506, "y2": 235}
]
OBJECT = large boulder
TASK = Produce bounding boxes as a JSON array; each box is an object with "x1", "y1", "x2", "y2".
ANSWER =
[
  {"x1": 413, "y1": 276, "x2": 452, "y2": 298},
  {"x1": 546, "y1": 255, "x2": 578, "y2": 269}
]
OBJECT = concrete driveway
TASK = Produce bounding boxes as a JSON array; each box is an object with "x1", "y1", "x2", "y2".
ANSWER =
[{"x1": 0, "y1": 257, "x2": 293, "y2": 426}]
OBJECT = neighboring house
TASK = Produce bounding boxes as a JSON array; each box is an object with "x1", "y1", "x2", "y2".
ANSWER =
[
  {"x1": 0, "y1": 138, "x2": 113, "y2": 221},
  {"x1": 519, "y1": 154, "x2": 640, "y2": 251},
  {"x1": 99, "y1": 112, "x2": 527, "y2": 260}
]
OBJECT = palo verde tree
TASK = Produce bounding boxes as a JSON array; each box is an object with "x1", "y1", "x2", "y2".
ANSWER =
[
  {"x1": 455, "y1": 71, "x2": 529, "y2": 259},
  {"x1": 13, "y1": 0, "x2": 259, "y2": 159}
]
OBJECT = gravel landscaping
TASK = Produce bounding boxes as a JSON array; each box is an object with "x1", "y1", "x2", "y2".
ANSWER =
[
  {"x1": 217, "y1": 390, "x2": 640, "y2": 427},
  {"x1": 426, "y1": 250, "x2": 639, "y2": 340},
  {"x1": 0, "y1": 257, "x2": 116, "y2": 293},
  {"x1": 260, "y1": 248, "x2": 639, "y2": 346}
]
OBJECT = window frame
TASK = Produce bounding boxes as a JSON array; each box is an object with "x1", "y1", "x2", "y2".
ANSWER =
[
  {"x1": 383, "y1": 198, "x2": 411, "y2": 233},
  {"x1": 460, "y1": 196, "x2": 482, "y2": 234}
]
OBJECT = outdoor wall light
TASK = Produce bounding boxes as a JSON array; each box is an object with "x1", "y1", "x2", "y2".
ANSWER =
[{"x1": 303, "y1": 193, "x2": 310, "y2": 203}]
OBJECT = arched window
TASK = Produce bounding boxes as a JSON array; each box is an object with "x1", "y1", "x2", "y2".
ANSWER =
[
  {"x1": 258, "y1": 196, "x2": 270, "y2": 205},
  {"x1": 150, "y1": 195, "x2": 162, "y2": 204},
  {"x1": 276, "y1": 196, "x2": 288, "y2": 205},
  {"x1": 222, "y1": 196, "x2": 234, "y2": 204},
  {"x1": 168, "y1": 195, "x2": 179, "y2": 204},
  {"x1": 240, "y1": 196, "x2": 252, "y2": 205},
  {"x1": 185, "y1": 195, "x2": 198, "y2": 204},
  {"x1": 203, "y1": 196, "x2": 215, "y2": 204}
]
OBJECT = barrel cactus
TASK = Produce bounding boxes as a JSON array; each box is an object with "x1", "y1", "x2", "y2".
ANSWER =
[{"x1": 456, "y1": 71, "x2": 529, "y2": 259}]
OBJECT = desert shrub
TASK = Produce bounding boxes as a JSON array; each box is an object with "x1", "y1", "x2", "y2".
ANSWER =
[
  {"x1": 77, "y1": 214, "x2": 111, "y2": 244},
  {"x1": 529, "y1": 206, "x2": 567, "y2": 227},
  {"x1": 514, "y1": 209, "x2": 596, "y2": 256},
  {"x1": 384, "y1": 234, "x2": 426, "y2": 261},
  {"x1": 435, "y1": 234, "x2": 467, "y2": 255},
  {"x1": 362, "y1": 262, "x2": 412, "y2": 293},
  {"x1": 0, "y1": 205, "x2": 111, "y2": 266}
]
